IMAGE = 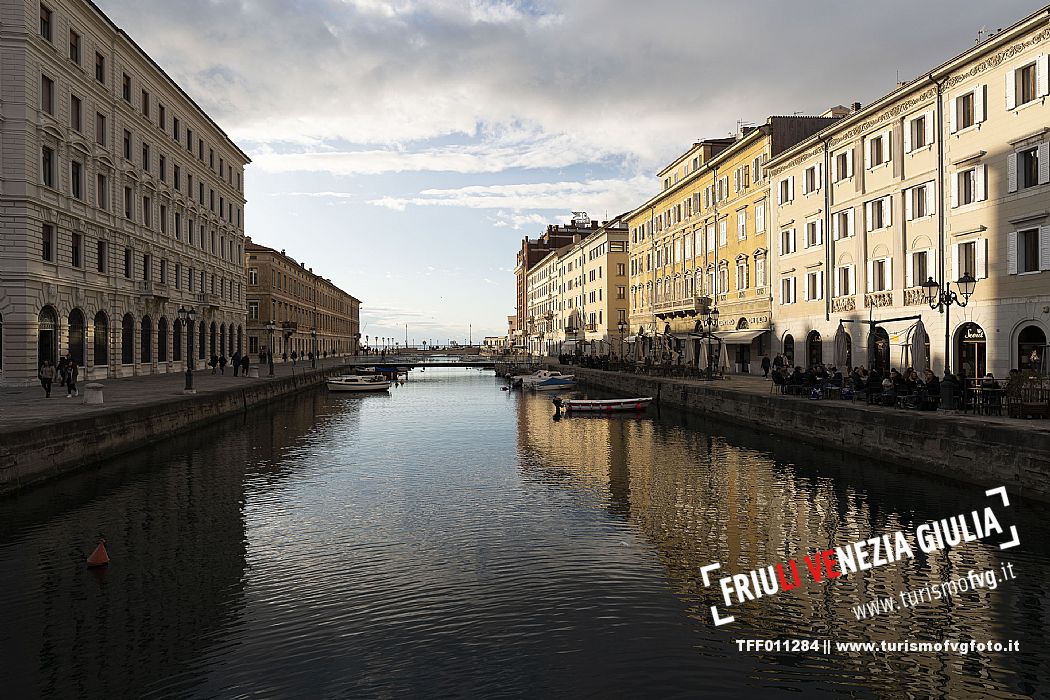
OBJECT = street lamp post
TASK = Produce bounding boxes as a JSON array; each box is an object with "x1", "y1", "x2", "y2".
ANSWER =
[
  {"x1": 700, "y1": 306, "x2": 720, "y2": 380},
  {"x1": 310, "y1": 327, "x2": 317, "y2": 369},
  {"x1": 178, "y1": 306, "x2": 196, "y2": 393},
  {"x1": 265, "y1": 320, "x2": 276, "y2": 377},
  {"x1": 617, "y1": 319, "x2": 627, "y2": 368},
  {"x1": 921, "y1": 273, "x2": 977, "y2": 375}
]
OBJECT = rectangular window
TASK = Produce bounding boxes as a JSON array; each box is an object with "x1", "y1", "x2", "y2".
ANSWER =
[
  {"x1": 738, "y1": 210, "x2": 747, "y2": 240},
  {"x1": 1019, "y1": 62, "x2": 1038, "y2": 105},
  {"x1": 1018, "y1": 228, "x2": 1039, "y2": 273},
  {"x1": 41, "y1": 74, "x2": 54, "y2": 114},
  {"x1": 124, "y1": 186, "x2": 133, "y2": 218},
  {"x1": 158, "y1": 103, "x2": 165, "y2": 130},
  {"x1": 142, "y1": 142, "x2": 150, "y2": 170},
  {"x1": 141, "y1": 89, "x2": 150, "y2": 117},
  {"x1": 248, "y1": 268, "x2": 258, "y2": 285},
  {"x1": 209, "y1": 148, "x2": 214, "y2": 168},
  {"x1": 804, "y1": 165, "x2": 818, "y2": 193},
  {"x1": 736, "y1": 261, "x2": 747, "y2": 290},
  {"x1": 198, "y1": 139, "x2": 204, "y2": 160},
  {"x1": 835, "y1": 152, "x2": 849, "y2": 181},
  {"x1": 249, "y1": 301, "x2": 259, "y2": 320},
  {"x1": 872, "y1": 259, "x2": 888, "y2": 292},
  {"x1": 911, "y1": 185, "x2": 927, "y2": 219},
  {"x1": 124, "y1": 248, "x2": 132, "y2": 278},
  {"x1": 616, "y1": 262, "x2": 625, "y2": 276},
  {"x1": 42, "y1": 223, "x2": 54, "y2": 261},
  {"x1": 95, "y1": 52, "x2": 105, "y2": 83},
  {"x1": 122, "y1": 73, "x2": 131, "y2": 101},
  {"x1": 780, "y1": 277, "x2": 795, "y2": 304},
  {"x1": 71, "y1": 233, "x2": 82, "y2": 268},
  {"x1": 911, "y1": 251, "x2": 928, "y2": 288},
  {"x1": 174, "y1": 263, "x2": 181, "y2": 289},
  {"x1": 97, "y1": 240, "x2": 107, "y2": 273},
  {"x1": 41, "y1": 145, "x2": 54, "y2": 187},
  {"x1": 95, "y1": 112, "x2": 106, "y2": 145},
  {"x1": 1020, "y1": 147, "x2": 1040, "y2": 189},
  {"x1": 959, "y1": 241, "x2": 977, "y2": 278},
  {"x1": 806, "y1": 272, "x2": 822, "y2": 301},
  {"x1": 159, "y1": 153, "x2": 166, "y2": 182},
  {"x1": 159, "y1": 204, "x2": 167, "y2": 234},
  {"x1": 69, "y1": 95, "x2": 82, "y2": 131},
  {"x1": 174, "y1": 212, "x2": 181, "y2": 240},
  {"x1": 159, "y1": 258, "x2": 166, "y2": 285},
  {"x1": 96, "y1": 174, "x2": 107, "y2": 209},
  {"x1": 173, "y1": 163, "x2": 180, "y2": 190},
  {"x1": 123, "y1": 129, "x2": 132, "y2": 160},
  {"x1": 142, "y1": 254, "x2": 151, "y2": 280},
  {"x1": 837, "y1": 266, "x2": 853, "y2": 296},
  {"x1": 39, "y1": 4, "x2": 52, "y2": 40},
  {"x1": 805, "y1": 220, "x2": 822, "y2": 247},
  {"x1": 870, "y1": 135, "x2": 885, "y2": 167},
  {"x1": 780, "y1": 228, "x2": 796, "y2": 255},
  {"x1": 172, "y1": 116, "x2": 180, "y2": 141},
  {"x1": 143, "y1": 197, "x2": 151, "y2": 227},
  {"x1": 958, "y1": 169, "x2": 977, "y2": 206},
  {"x1": 69, "y1": 29, "x2": 80, "y2": 63},
  {"x1": 957, "y1": 92, "x2": 975, "y2": 130},
  {"x1": 70, "y1": 160, "x2": 82, "y2": 199}
]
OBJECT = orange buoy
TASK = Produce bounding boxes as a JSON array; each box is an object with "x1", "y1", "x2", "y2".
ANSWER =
[{"x1": 87, "y1": 539, "x2": 110, "y2": 568}]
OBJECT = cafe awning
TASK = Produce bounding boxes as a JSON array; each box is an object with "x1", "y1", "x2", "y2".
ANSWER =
[{"x1": 714, "y1": 329, "x2": 769, "y2": 344}]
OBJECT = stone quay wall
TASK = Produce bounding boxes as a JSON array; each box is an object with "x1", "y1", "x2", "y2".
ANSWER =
[
  {"x1": 0, "y1": 366, "x2": 349, "y2": 495},
  {"x1": 560, "y1": 366, "x2": 1050, "y2": 502}
]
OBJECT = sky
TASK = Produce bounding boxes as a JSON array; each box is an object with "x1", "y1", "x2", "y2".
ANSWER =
[{"x1": 96, "y1": 0, "x2": 1043, "y2": 344}]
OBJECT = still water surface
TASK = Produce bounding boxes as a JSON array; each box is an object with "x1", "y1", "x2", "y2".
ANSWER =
[{"x1": 2, "y1": 369, "x2": 1048, "y2": 698}]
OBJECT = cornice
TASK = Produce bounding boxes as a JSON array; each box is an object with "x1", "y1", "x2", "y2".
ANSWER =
[{"x1": 944, "y1": 27, "x2": 1050, "y2": 90}]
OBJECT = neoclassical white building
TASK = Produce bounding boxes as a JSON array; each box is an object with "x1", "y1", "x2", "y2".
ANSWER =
[
  {"x1": 0, "y1": 0, "x2": 250, "y2": 385},
  {"x1": 767, "y1": 6, "x2": 1050, "y2": 381}
]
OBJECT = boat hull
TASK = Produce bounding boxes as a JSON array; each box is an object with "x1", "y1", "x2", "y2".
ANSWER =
[
  {"x1": 561, "y1": 398, "x2": 652, "y2": 411},
  {"x1": 531, "y1": 379, "x2": 576, "y2": 391}
]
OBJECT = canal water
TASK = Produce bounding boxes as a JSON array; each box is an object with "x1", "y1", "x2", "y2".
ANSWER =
[{"x1": 2, "y1": 369, "x2": 1047, "y2": 698}]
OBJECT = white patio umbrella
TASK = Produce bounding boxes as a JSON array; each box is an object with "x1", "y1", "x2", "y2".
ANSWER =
[
  {"x1": 834, "y1": 322, "x2": 849, "y2": 367},
  {"x1": 697, "y1": 341, "x2": 709, "y2": 372},
  {"x1": 911, "y1": 318, "x2": 929, "y2": 370},
  {"x1": 718, "y1": 340, "x2": 730, "y2": 374}
]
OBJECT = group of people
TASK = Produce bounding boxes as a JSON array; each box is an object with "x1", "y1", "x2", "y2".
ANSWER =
[
  {"x1": 208, "y1": 350, "x2": 252, "y2": 376},
  {"x1": 37, "y1": 355, "x2": 79, "y2": 398}
]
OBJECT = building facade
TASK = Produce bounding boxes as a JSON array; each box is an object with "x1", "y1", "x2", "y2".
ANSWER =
[
  {"x1": 627, "y1": 116, "x2": 838, "y2": 372},
  {"x1": 0, "y1": 0, "x2": 249, "y2": 385},
  {"x1": 244, "y1": 239, "x2": 360, "y2": 361},
  {"x1": 767, "y1": 6, "x2": 1050, "y2": 381}
]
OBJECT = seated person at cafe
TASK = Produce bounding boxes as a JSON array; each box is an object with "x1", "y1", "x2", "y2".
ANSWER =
[
  {"x1": 921, "y1": 369, "x2": 940, "y2": 409},
  {"x1": 981, "y1": 372, "x2": 1001, "y2": 390},
  {"x1": 865, "y1": 368, "x2": 883, "y2": 404}
]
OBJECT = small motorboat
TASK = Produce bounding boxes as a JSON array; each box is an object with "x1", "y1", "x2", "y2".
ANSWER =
[
  {"x1": 512, "y1": 369, "x2": 574, "y2": 388},
  {"x1": 553, "y1": 397, "x2": 653, "y2": 411},
  {"x1": 531, "y1": 376, "x2": 577, "y2": 391},
  {"x1": 326, "y1": 374, "x2": 392, "y2": 392}
]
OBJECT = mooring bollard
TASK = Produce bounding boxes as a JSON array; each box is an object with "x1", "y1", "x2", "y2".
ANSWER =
[
  {"x1": 249, "y1": 367, "x2": 260, "y2": 378},
  {"x1": 84, "y1": 383, "x2": 104, "y2": 404}
]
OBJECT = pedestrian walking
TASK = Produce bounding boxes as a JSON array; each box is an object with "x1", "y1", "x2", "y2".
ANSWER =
[
  {"x1": 219, "y1": 354, "x2": 228, "y2": 375},
  {"x1": 241, "y1": 353, "x2": 250, "y2": 376},
  {"x1": 282, "y1": 352, "x2": 288, "y2": 363},
  {"x1": 232, "y1": 350, "x2": 242, "y2": 376},
  {"x1": 761, "y1": 354, "x2": 771, "y2": 378},
  {"x1": 57, "y1": 355, "x2": 69, "y2": 387},
  {"x1": 38, "y1": 360, "x2": 56, "y2": 398},
  {"x1": 66, "y1": 360, "x2": 79, "y2": 397},
  {"x1": 210, "y1": 354, "x2": 219, "y2": 374}
]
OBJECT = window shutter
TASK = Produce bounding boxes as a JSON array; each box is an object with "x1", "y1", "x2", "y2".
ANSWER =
[
  {"x1": 903, "y1": 119, "x2": 912, "y2": 153},
  {"x1": 1007, "y1": 231, "x2": 1017, "y2": 275},
  {"x1": 847, "y1": 207, "x2": 855, "y2": 236},
  {"x1": 816, "y1": 219, "x2": 823, "y2": 245},
  {"x1": 803, "y1": 224, "x2": 810, "y2": 249},
  {"x1": 818, "y1": 271, "x2": 824, "y2": 300},
  {"x1": 864, "y1": 139, "x2": 872, "y2": 170},
  {"x1": 832, "y1": 212, "x2": 840, "y2": 240},
  {"x1": 791, "y1": 277, "x2": 796, "y2": 304},
  {"x1": 906, "y1": 252, "x2": 914, "y2": 288},
  {"x1": 831, "y1": 154, "x2": 838, "y2": 182},
  {"x1": 1008, "y1": 152, "x2": 1018, "y2": 193},
  {"x1": 745, "y1": 262, "x2": 750, "y2": 288},
  {"x1": 1039, "y1": 143, "x2": 1050, "y2": 184},
  {"x1": 866, "y1": 260, "x2": 874, "y2": 292},
  {"x1": 925, "y1": 110, "x2": 935, "y2": 145},
  {"x1": 1040, "y1": 55, "x2": 1050, "y2": 97},
  {"x1": 905, "y1": 189, "x2": 913, "y2": 221},
  {"x1": 848, "y1": 265, "x2": 856, "y2": 294},
  {"x1": 847, "y1": 150, "x2": 854, "y2": 177},
  {"x1": 926, "y1": 183, "x2": 936, "y2": 215},
  {"x1": 801, "y1": 171, "x2": 808, "y2": 196},
  {"x1": 1006, "y1": 70, "x2": 1016, "y2": 110},
  {"x1": 952, "y1": 243, "x2": 960, "y2": 279},
  {"x1": 865, "y1": 201, "x2": 873, "y2": 231},
  {"x1": 834, "y1": 268, "x2": 841, "y2": 296},
  {"x1": 975, "y1": 85, "x2": 985, "y2": 123},
  {"x1": 884, "y1": 196, "x2": 892, "y2": 227},
  {"x1": 788, "y1": 177, "x2": 794, "y2": 201},
  {"x1": 950, "y1": 173, "x2": 959, "y2": 208},
  {"x1": 816, "y1": 162, "x2": 823, "y2": 190},
  {"x1": 884, "y1": 258, "x2": 892, "y2": 290},
  {"x1": 977, "y1": 238, "x2": 988, "y2": 279},
  {"x1": 883, "y1": 131, "x2": 892, "y2": 160},
  {"x1": 1041, "y1": 226, "x2": 1050, "y2": 271},
  {"x1": 977, "y1": 164, "x2": 987, "y2": 201},
  {"x1": 949, "y1": 95, "x2": 958, "y2": 132}
]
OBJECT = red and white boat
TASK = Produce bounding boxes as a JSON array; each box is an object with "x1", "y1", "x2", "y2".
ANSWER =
[{"x1": 554, "y1": 397, "x2": 653, "y2": 412}]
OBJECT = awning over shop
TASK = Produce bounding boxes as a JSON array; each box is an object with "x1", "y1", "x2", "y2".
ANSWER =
[{"x1": 714, "y1": 329, "x2": 769, "y2": 344}]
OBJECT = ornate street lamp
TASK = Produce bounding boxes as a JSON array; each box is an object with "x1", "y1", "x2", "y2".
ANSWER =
[
  {"x1": 921, "y1": 273, "x2": 977, "y2": 374},
  {"x1": 617, "y1": 319, "x2": 627, "y2": 366},
  {"x1": 310, "y1": 327, "x2": 317, "y2": 369},
  {"x1": 265, "y1": 319, "x2": 277, "y2": 376},
  {"x1": 178, "y1": 305, "x2": 197, "y2": 392},
  {"x1": 701, "y1": 306, "x2": 720, "y2": 380}
]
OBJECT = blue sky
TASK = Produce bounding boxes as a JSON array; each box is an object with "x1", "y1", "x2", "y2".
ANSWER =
[{"x1": 97, "y1": 0, "x2": 1042, "y2": 343}]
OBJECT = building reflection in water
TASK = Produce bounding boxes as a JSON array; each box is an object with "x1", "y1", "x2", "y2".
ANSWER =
[
  {"x1": 0, "y1": 389, "x2": 335, "y2": 699},
  {"x1": 515, "y1": 394, "x2": 1048, "y2": 698}
]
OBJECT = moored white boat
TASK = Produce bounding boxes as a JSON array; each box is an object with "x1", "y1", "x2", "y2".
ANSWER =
[
  {"x1": 326, "y1": 374, "x2": 392, "y2": 392},
  {"x1": 530, "y1": 376, "x2": 577, "y2": 391},
  {"x1": 512, "y1": 369, "x2": 575, "y2": 388},
  {"x1": 555, "y1": 397, "x2": 653, "y2": 412}
]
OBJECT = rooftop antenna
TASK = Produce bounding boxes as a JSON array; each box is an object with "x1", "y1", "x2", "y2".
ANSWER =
[{"x1": 975, "y1": 25, "x2": 987, "y2": 44}]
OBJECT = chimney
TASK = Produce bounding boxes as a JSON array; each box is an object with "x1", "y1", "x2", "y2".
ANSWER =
[
  {"x1": 852, "y1": 102, "x2": 862, "y2": 113},
  {"x1": 281, "y1": 249, "x2": 286, "y2": 255}
]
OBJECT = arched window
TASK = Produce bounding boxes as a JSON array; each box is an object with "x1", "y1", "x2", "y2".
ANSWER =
[
  {"x1": 68, "y1": 309, "x2": 85, "y2": 366},
  {"x1": 121, "y1": 314, "x2": 135, "y2": 364},
  {"x1": 140, "y1": 315, "x2": 153, "y2": 363},
  {"x1": 158, "y1": 317, "x2": 169, "y2": 362},
  {"x1": 173, "y1": 319, "x2": 183, "y2": 362},
  {"x1": 38, "y1": 306, "x2": 58, "y2": 368},
  {"x1": 870, "y1": 327, "x2": 890, "y2": 374},
  {"x1": 1018, "y1": 325, "x2": 1046, "y2": 373},
  {"x1": 807, "y1": 330, "x2": 822, "y2": 368},
  {"x1": 209, "y1": 322, "x2": 217, "y2": 358},
  {"x1": 783, "y1": 334, "x2": 794, "y2": 365},
  {"x1": 94, "y1": 312, "x2": 108, "y2": 366}
]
